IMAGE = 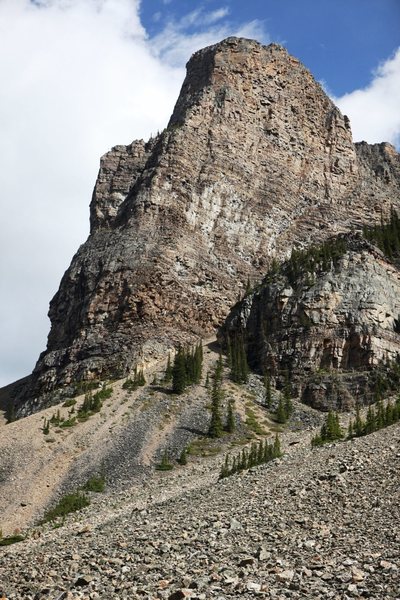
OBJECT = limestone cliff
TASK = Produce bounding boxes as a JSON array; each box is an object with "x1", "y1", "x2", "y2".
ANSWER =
[
  {"x1": 220, "y1": 234, "x2": 400, "y2": 410},
  {"x1": 14, "y1": 37, "x2": 400, "y2": 414}
]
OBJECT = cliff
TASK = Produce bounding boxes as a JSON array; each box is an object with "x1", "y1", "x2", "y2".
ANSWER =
[
  {"x1": 220, "y1": 233, "x2": 400, "y2": 410},
  {"x1": 13, "y1": 37, "x2": 400, "y2": 415}
]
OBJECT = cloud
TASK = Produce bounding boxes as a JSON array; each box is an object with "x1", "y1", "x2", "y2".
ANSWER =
[
  {"x1": 151, "y1": 9, "x2": 267, "y2": 67},
  {"x1": 336, "y1": 48, "x2": 400, "y2": 148},
  {"x1": 0, "y1": 0, "x2": 184, "y2": 387},
  {"x1": 0, "y1": 0, "x2": 268, "y2": 388}
]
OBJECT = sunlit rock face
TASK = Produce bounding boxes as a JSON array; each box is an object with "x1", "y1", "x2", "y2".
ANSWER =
[{"x1": 220, "y1": 235, "x2": 400, "y2": 410}]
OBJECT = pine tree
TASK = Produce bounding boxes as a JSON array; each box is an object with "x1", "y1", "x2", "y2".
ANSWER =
[
  {"x1": 230, "y1": 334, "x2": 249, "y2": 384},
  {"x1": 347, "y1": 419, "x2": 354, "y2": 438},
  {"x1": 157, "y1": 451, "x2": 173, "y2": 471},
  {"x1": 178, "y1": 448, "x2": 188, "y2": 466},
  {"x1": 205, "y1": 372, "x2": 210, "y2": 388},
  {"x1": 264, "y1": 373, "x2": 272, "y2": 408},
  {"x1": 311, "y1": 410, "x2": 343, "y2": 447},
  {"x1": 226, "y1": 400, "x2": 235, "y2": 433},
  {"x1": 275, "y1": 397, "x2": 287, "y2": 424},
  {"x1": 215, "y1": 351, "x2": 224, "y2": 383},
  {"x1": 365, "y1": 405, "x2": 376, "y2": 434},
  {"x1": 208, "y1": 373, "x2": 223, "y2": 438},
  {"x1": 226, "y1": 336, "x2": 232, "y2": 369},
  {"x1": 272, "y1": 434, "x2": 282, "y2": 458},
  {"x1": 172, "y1": 348, "x2": 187, "y2": 394},
  {"x1": 354, "y1": 404, "x2": 364, "y2": 437},
  {"x1": 282, "y1": 370, "x2": 293, "y2": 419}
]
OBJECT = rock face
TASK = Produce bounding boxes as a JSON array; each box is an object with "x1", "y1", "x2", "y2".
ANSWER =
[
  {"x1": 220, "y1": 234, "x2": 400, "y2": 410},
  {"x1": 15, "y1": 37, "x2": 400, "y2": 414}
]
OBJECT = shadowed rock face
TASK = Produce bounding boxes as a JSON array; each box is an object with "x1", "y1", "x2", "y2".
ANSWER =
[
  {"x1": 15, "y1": 37, "x2": 400, "y2": 414},
  {"x1": 220, "y1": 235, "x2": 400, "y2": 410}
]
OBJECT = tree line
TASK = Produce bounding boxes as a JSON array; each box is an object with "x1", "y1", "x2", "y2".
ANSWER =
[
  {"x1": 312, "y1": 396, "x2": 400, "y2": 448},
  {"x1": 220, "y1": 435, "x2": 282, "y2": 479}
]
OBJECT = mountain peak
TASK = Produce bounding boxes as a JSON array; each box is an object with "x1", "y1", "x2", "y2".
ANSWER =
[{"x1": 10, "y1": 38, "x2": 400, "y2": 415}]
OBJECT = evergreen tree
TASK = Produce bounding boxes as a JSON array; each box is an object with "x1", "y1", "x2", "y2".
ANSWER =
[
  {"x1": 230, "y1": 334, "x2": 249, "y2": 384},
  {"x1": 311, "y1": 410, "x2": 343, "y2": 447},
  {"x1": 282, "y1": 370, "x2": 293, "y2": 419},
  {"x1": 178, "y1": 448, "x2": 188, "y2": 466},
  {"x1": 172, "y1": 348, "x2": 187, "y2": 394},
  {"x1": 272, "y1": 434, "x2": 282, "y2": 458},
  {"x1": 157, "y1": 451, "x2": 173, "y2": 471},
  {"x1": 347, "y1": 419, "x2": 354, "y2": 438},
  {"x1": 275, "y1": 397, "x2": 287, "y2": 424},
  {"x1": 226, "y1": 400, "x2": 235, "y2": 433},
  {"x1": 264, "y1": 373, "x2": 272, "y2": 408},
  {"x1": 205, "y1": 372, "x2": 210, "y2": 388},
  {"x1": 354, "y1": 405, "x2": 364, "y2": 437},
  {"x1": 208, "y1": 371, "x2": 223, "y2": 438},
  {"x1": 219, "y1": 436, "x2": 283, "y2": 479}
]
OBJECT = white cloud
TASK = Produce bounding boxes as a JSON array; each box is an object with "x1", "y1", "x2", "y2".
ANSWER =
[
  {"x1": 336, "y1": 48, "x2": 400, "y2": 148},
  {"x1": 0, "y1": 0, "x2": 268, "y2": 388},
  {"x1": 0, "y1": 0, "x2": 184, "y2": 387},
  {"x1": 151, "y1": 10, "x2": 267, "y2": 67}
]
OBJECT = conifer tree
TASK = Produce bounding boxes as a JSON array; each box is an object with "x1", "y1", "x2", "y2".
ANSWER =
[
  {"x1": 354, "y1": 404, "x2": 364, "y2": 437},
  {"x1": 226, "y1": 400, "x2": 235, "y2": 433},
  {"x1": 208, "y1": 371, "x2": 223, "y2": 438},
  {"x1": 311, "y1": 410, "x2": 343, "y2": 447},
  {"x1": 264, "y1": 373, "x2": 272, "y2": 408},
  {"x1": 172, "y1": 348, "x2": 187, "y2": 394},
  {"x1": 178, "y1": 447, "x2": 188, "y2": 465},
  {"x1": 275, "y1": 397, "x2": 287, "y2": 424},
  {"x1": 230, "y1": 334, "x2": 249, "y2": 384},
  {"x1": 273, "y1": 434, "x2": 282, "y2": 458}
]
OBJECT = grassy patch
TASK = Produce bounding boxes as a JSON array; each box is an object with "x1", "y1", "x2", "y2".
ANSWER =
[
  {"x1": 63, "y1": 398, "x2": 77, "y2": 408},
  {"x1": 0, "y1": 534, "x2": 24, "y2": 546},
  {"x1": 40, "y1": 492, "x2": 90, "y2": 524},
  {"x1": 268, "y1": 423, "x2": 284, "y2": 433},
  {"x1": 188, "y1": 438, "x2": 222, "y2": 457},
  {"x1": 245, "y1": 408, "x2": 267, "y2": 435},
  {"x1": 81, "y1": 475, "x2": 105, "y2": 493},
  {"x1": 0, "y1": 535, "x2": 25, "y2": 546},
  {"x1": 155, "y1": 452, "x2": 174, "y2": 471},
  {"x1": 59, "y1": 417, "x2": 77, "y2": 428}
]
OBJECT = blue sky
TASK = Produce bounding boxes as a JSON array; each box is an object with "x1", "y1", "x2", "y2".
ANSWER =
[
  {"x1": 140, "y1": 0, "x2": 400, "y2": 96},
  {"x1": 0, "y1": 0, "x2": 399, "y2": 387}
]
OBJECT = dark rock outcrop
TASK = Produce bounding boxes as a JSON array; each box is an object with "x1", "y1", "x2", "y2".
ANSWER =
[{"x1": 13, "y1": 37, "x2": 400, "y2": 415}]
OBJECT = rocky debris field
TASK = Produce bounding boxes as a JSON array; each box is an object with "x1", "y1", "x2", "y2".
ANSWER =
[{"x1": 1, "y1": 422, "x2": 399, "y2": 600}]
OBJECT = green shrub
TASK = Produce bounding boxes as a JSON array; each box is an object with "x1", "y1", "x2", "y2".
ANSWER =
[
  {"x1": 40, "y1": 492, "x2": 90, "y2": 524},
  {"x1": 156, "y1": 451, "x2": 174, "y2": 471},
  {"x1": 63, "y1": 398, "x2": 77, "y2": 408},
  {"x1": 0, "y1": 534, "x2": 25, "y2": 546},
  {"x1": 59, "y1": 417, "x2": 77, "y2": 428},
  {"x1": 82, "y1": 474, "x2": 105, "y2": 493}
]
